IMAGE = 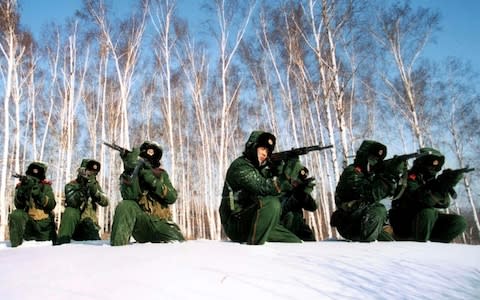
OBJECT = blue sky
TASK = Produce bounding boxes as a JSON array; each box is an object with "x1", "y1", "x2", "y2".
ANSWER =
[{"x1": 18, "y1": 0, "x2": 480, "y2": 72}]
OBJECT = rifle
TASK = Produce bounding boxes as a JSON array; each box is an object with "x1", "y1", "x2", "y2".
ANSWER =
[
  {"x1": 270, "y1": 144, "x2": 333, "y2": 163},
  {"x1": 12, "y1": 173, "x2": 27, "y2": 181},
  {"x1": 104, "y1": 141, "x2": 144, "y2": 179},
  {"x1": 103, "y1": 141, "x2": 131, "y2": 156},
  {"x1": 380, "y1": 150, "x2": 429, "y2": 174},
  {"x1": 380, "y1": 150, "x2": 429, "y2": 200},
  {"x1": 439, "y1": 166, "x2": 475, "y2": 199}
]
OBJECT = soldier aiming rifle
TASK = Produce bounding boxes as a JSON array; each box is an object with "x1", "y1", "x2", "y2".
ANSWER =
[
  {"x1": 9, "y1": 162, "x2": 57, "y2": 247},
  {"x1": 389, "y1": 147, "x2": 469, "y2": 243},
  {"x1": 104, "y1": 141, "x2": 145, "y2": 179}
]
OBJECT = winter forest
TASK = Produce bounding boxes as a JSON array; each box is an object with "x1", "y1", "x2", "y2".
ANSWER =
[{"x1": 0, "y1": 0, "x2": 479, "y2": 244}]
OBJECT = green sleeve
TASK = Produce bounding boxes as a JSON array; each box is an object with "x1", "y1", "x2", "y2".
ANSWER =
[
  {"x1": 91, "y1": 184, "x2": 109, "y2": 207},
  {"x1": 370, "y1": 174, "x2": 396, "y2": 202},
  {"x1": 65, "y1": 181, "x2": 87, "y2": 209},
  {"x1": 302, "y1": 193, "x2": 318, "y2": 211},
  {"x1": 140, "y1": 168, "x2": 177, "y2": 204},
  {"x1": 14, "y1": 176, "x2": 40, "y2": 209},
  {"x1": 87, "y1": 177, "x2": 109, "y2": 207},
  {"x1": 14, "y1": 184, "x2": 30, "y2": 209},
  {"x1": 335, "y1": 166, "x2": 367, "y2": 204},
  {"x1": 37, "y1": 182, "x2": 56, "y2": 212},
  {"x1": 226, "y1": 158, "x2": 279, "y2": 196},
  {"x1": 409, "y1": 179, "x2": 450, "y2": 208},
  {"x1": 335, "y1": 166, "x2": 393, "y2": 206}
]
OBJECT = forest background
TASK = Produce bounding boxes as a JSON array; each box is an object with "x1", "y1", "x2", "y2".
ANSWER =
[{"x1": 0, "y1": 0, "x2": 479, "y2": 243}]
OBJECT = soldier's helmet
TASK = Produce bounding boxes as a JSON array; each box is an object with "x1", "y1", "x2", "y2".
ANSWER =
[
  {"x1": 26, "y1": 161, "x2": 48, "y2": 180},
  {"x1": 244, "y1": 131, "x2": 276, "y2": 166},
  {"x1": 80, "y1": 159, "x2": 101, "y2": 174},
  {"x1": 354, "y1": 140, "x2": 387, "y2": 169},
  {"x1": 256, "y1": 132, "x2": 276, "y2": 154},
  {"x1": 139, "y1": 141, "x2": 163, "y2": 162},
  {"x1": 413, "y1": 147, "x2": 444, "y2": 175}
]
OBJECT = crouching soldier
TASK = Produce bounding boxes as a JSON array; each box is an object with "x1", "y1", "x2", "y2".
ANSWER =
[
  {"x1": 330, "y1": 140, "x2": 396, "y2": 242},
  {"x1": 110, "y1": 141, "x2": 185, "y2": 246},
  {"x1": 389, "y1": 148, "x2": 467, "y2": 242},
  {"x1": 280, "y1": 157, "x2": 318, "y2": 241},
  {"x1": 56, "y1": 159, "x2": 109, "y2": 245},
  {"x1": 219, "y1": 130, "x2": 301, "y2": 245},
  {"x1": 9, "y1": 162, "x2": 57, "y2": 247}
]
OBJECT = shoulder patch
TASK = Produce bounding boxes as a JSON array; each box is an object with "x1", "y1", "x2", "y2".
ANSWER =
[{"x1": 354, "y1": 166, "x2": 362, "y2": 174}]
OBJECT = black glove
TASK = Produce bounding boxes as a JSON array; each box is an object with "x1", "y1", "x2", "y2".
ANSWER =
[
  {"x1": 20, "y1": 175, "x2": 37, "y2": 189},
  {"x1": 437, "y1": 169, "x2": 463, "y2": 188}
]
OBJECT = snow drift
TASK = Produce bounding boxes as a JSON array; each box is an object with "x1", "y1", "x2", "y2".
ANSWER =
[{"x1": 0, "y1": 239, "x2": 479, "y2": 299}]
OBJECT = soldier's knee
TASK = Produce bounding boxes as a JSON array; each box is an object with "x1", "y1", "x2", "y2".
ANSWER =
[
  {"x1": 453, "y1": 215, "x2": 467, "y2": 232},
  {"x1": 417, "y1": 208, "x2": 438, "y2": 220},
  {"x1": 115, "y1": 200, "x2": 140, "y2": 215},
  {"x1": 259, "y1": 196, "x2": 281, "y2": 214},
  {"x1": 9, "y1": 209, "x2": 27, "y2": 223}
]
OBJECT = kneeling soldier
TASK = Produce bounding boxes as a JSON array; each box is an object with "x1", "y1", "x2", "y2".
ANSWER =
[
  {"x1": 56, "y1": 159, "x2": 109, "y2": 245},
  {"x1": 9, "y1": 162, "x2": 57, "y2": 247},
  {"x1": 110, "y1": 141, "x2": 185, "y2": 246}
]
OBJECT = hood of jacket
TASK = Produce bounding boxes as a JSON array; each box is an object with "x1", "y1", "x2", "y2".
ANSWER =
[
  {"x1": 243, "y1": 130, "x2": 276, "y2": 166},
  {"x1": 26, "y1": 161, "x2": 48, "y2": 180},
  {"x1": 412, "y1": 147, "x2": 445, "y2": 177},
  {"x1": 353, "y1": 140, "x2": 387, "y2": 171}
]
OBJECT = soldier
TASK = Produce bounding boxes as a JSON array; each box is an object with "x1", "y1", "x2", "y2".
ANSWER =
[
  {"x1": 219, "y1": 130, "x2": 301, "y2": 245},
  {"x1": 280, "y1": 158, "x2": 317, "y2": 241},
  {"x1": 330, "y1": 140, "x2": 396, "y2": 242},
  {"x1": 8, "y1": 162, "x2": 57, "y2": 247},
  {"x1": 110, "y1": 141, "x2": 185, "y2": 246},
  {"x1": 55, "y1": 159, "x2": 109, "y2": 245},
  {"x1": 389, "y1": 148, "x2": 467, "y2": 242}
]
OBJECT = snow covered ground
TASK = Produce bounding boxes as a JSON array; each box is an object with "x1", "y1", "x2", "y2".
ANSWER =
[{"x1": 0, "y1": 239, "x2": 479, "y2": 300}]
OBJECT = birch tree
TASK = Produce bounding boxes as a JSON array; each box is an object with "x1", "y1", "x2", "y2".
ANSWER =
[
  {"x1": 0, "y1": 0, "x2": 27, "y2": 238},
  {"x1": 149, "y1": 0, "x2": 178, "y2": 183},
  {"x1": 83, "y1": 0, "x2": 147, "y2": 148},
  {"x1": 433, "y1": 58, "x2": 480, "y2": 241},
  {"x1": 372, "y1": 2, "x2": 440, "y2": 148},
  {"x1": 213, "y1": 0, "x2": 255, "y2": 181},
  {"x1": 179, "y1": 36, "x2": 219, "y2": 238}
]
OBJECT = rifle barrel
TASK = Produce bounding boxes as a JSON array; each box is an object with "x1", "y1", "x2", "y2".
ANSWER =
[{"x1": 270, "y1": 144, "x2": 332, "y2": 161}]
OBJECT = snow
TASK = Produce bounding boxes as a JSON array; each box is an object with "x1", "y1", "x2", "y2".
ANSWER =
[{"x1": 0, "y1": 239, "x2": 479, "y2": 299}]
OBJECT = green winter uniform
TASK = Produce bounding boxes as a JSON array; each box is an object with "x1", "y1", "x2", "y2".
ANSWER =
[
  {"x1": 8, "y1": 162, "x2": 57, "y2": 247},
  {"x1": 280, "y1": 157, "x2": 318, "y2": 241},
  {"x1": 56, "y1": 159, "x2": 109, "y2": 245},
  {"x1": 219, "y1": 131, "x2": 301, "y2": 245},
  {"x1": 389, "y1": 148, "x2": 467, "y2": 242},
  {"x1": 330, "y1": 140, "x2": 395, "y2": 242},
  {"x1": 110, "y1": 141, "x2": 185, "y2": 246}
]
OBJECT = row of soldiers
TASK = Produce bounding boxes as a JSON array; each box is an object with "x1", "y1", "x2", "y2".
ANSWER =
[
  {"x1": 9, "y1": 141, "x2": 184, "y2": 247},
  {"x1": 7, "y1": 131, "x2": 470, "y2": 247}
]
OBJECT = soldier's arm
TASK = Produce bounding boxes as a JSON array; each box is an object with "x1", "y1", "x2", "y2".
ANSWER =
[
  {"x1": 14, "y1": 185, "x2": 29, "y2": 209},
  {"x1": 410, "y1": 179, "x2": 450, "y2": 208},
  {"x1": 87, "y1": 178, "x2": 109, "y2": 207},
  {"x1": 92, "y1": 185, "x2": 109, "y2": 207},
  {"x1": 35, "y1": 181, "x2": 56, "y2": 212},
  {"x1": 228, "y1": 159, "x2": 280, "y2": 196},
  {"x1": 65, "y1": 182, "x2": 86, "y2": 209},
  {"x1": 140, "y1": 168, "x2": 178, "y2": 204}
]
